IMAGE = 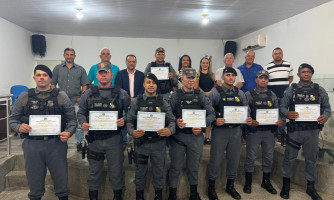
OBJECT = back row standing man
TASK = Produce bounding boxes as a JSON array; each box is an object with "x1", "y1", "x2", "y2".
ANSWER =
[
  {"x1": 88, "y1": 47, "x2": 120, "y2": 86},
  {"x1": 51, "y1": 48, "x2": 90, "y2": 152},
  {"x1": 263, "y1": 47, "x2": 293, "y2": 144},
  {"x1": 144, "y1": 47, "x2": 178, "y2": 100},
  {"x1": 237, "y1": 50, "x2": 263, "y2": 93},
  {"x1": 215, "y1": 53, "x2": 244, "y2": 89}
]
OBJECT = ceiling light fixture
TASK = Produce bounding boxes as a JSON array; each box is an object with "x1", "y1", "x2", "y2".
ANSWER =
[
  {"x1": 202, "y1": 13, "x2": 209, "y2": 25},
  {"x1": 76, "y1": 8, "x2": 83, "y2": 19}
]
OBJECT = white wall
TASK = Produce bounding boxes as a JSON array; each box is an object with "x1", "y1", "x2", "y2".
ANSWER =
[
  {"x1": 234, "y1": 1, "x2": 334, "y2": 76},
  {"x1": 233, "y1": 0, "x2": 334, "y2": 108},
  {"x1": 0, "y1": 18, "x2": 34, "y2": 94},
  {"x1": 38, "y1": 34, "x2": 225, "y2": 78}
]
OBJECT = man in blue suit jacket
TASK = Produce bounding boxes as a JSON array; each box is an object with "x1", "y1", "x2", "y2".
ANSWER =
[
  {"x1": 115, "y1": 55, "x2": 145, "y2": 100},
  {"x1": 115, "y1": 55, "x2": 145, "y2": 146}
]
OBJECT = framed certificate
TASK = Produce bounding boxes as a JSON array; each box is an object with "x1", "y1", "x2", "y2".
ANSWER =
[
  {"x1": 295, "y1": 104, "x2": 320, "y2": 122},
  {"x1": 151, "y1": 67, "x2": 169, "y2": 80},
  {"x1": 223, "y1": 106, "x2": 248, "y2": 124},
  {"x1": 29, "y1": 115, "x2": 61, "y2": 136},
  {"x1": 256, "y1": 109, "x2": 279, "y2": 125},
  {"x1": 137, "y1": 111, "x2": 166, "y2": 131},
  {"x1": 182, "y1": 109, "x2": 206, "y2": 128},
  {"x1": 89, "y1": 111, "x2": 118, "y2": 130}
]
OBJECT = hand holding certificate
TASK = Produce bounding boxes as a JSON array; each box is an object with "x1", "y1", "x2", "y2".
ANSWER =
[
  {"x1": 137, "y1": 111, "x2": 166, "y2": 131},
  {"x1": 182, "y1": 109, "x2": 206, "y2": 128},
  {"x1": 256, "y1": 109, "x2": 279, "y2": 125},
  {"x1": 223, "y1": 106, "x2": 248, "y2": 124},
  {"x1": 29, "y1": 115, "x2": 61, "y2": 136},
  {"x1": 89, "y1": 111, "x2": 118, "y2": 130},
  {"x1": 151, "y1": 67, "x2": 169, "y2": 80},
  {"x1": 295, "y1": 104, "x2": 320, "y2": 121}
]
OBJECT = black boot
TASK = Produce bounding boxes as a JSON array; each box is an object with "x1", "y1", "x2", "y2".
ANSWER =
[
  {"x1": 208, "y1": 180, "x2": 219, "y2": 200},
  {"x1": 280, "y1": 177, "x2": 290, "y2": 199},
  {"x1": 89, "y1": 190, "x2": 98, "y2": 200},
  {"x1": 225, "y1": 179, "x2": 241, "y2": 199},
  {"x1": 154, "y1": 189, "x2": 163, "y2": 200},
  {"x1": 58, "y1": 196, "x2": 68, "y2": 200},
  {"x1": 306, "y1": 181, "x2": 322, "y2": 200},
  {"x1": 113, "y1": 189, "x2": 122, "y2": 200},
  {"x1": 168, "y1": 187, "x2": 177, "y2": 200},
  {"x1": 136, "y1": 190, "x2": 145, "y2": 200},
  {"x1": 261, "y1": 173, "x2": 277, "y2": 194},
  {"x1": 189, "y1": 184, "x2": 201, "y2": 200},
  {"x1": 243, "y1": 172, "x2": 252, "y2": 194}
]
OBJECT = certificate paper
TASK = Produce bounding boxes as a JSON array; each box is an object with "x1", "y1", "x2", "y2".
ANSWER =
[
  {"x1": 89, "y1": 111, "x2": 118, "y2": 130},
  {"x1": 295, "y1": 104, "x2": 320, "y2": 122},
  {"x1": 151, "y1": 67, "x2": 169, "y2": 80},
  {"x1": 182, "y1": 109, "x2": 206, "y2": 128},
  {"x1": 223, "y1": 106, "x2": 248, "y2": 124},
  {"x1": 29, "y1": 115, "x2": 61, "y2": 136},
  {"x1": 256, "y1": 109, "x2": 279, "y2": 125},
  {"x1": 137, "y1": 111, "x2": 165, "y2": 131}
]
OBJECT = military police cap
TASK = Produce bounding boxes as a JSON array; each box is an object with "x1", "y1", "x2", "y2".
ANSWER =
[
  {"x1": 256, "y1": 70, "x2": 269, "y2": 78},
  {"x1": 223, "y1": 67, "x2": 237, "y2": 76},
  {"x1": 298, "y1": 63, "x2": 314, "y2": 74},
  {"x1": 97, "y1": 62, "x2": 111, "y2": 72},
  {"x1": 182, "y1": 68, "x2": 197, "y2": 78},
  {"x1": 155, "y1": 47, "x2": 165, "y2": 54}
]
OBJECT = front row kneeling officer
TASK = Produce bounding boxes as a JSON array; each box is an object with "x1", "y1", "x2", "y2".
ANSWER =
[
  {"x1": 243, "y1": 70, "x2": 282, "y2": 195},
  {"x1": 9, "y1": 65, "x2": 77, "y2": 200},
  {"x1": 280, "y1": 64, "x2": 331, "y2": 200},
  {"x1": 168, "y1": 68, "x2": 215, "y2": 200},
  {"x1": 126, "y1": 73, "x2": 176, "y2": 200},
  {"x1": 78, "y1": 62, "x2": 130, "y2": 200},
  {"x1": 207, "y1": 67, "x2": 252, "y2": 200}
]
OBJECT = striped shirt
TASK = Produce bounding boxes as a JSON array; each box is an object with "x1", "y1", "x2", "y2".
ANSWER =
[{"x1": 263, "y1": 60, "x2": 293, "y2": 98}]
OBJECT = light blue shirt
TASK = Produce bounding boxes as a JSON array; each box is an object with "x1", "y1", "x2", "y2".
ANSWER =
[{"x1": 88, "y1": 63, "x2": 120, "y2": 86}]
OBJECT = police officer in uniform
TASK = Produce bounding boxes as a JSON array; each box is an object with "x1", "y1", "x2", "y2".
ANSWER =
[
  {"x1": 243, "y1": 70, "x2": 282, "y2": 194},
  {"x1": 144, "y1": 47, "x2": 178, "y2": 100},
  {"x1": 77, "y1": 62, "x2": 130, "y2": 200},
  {"x1": 280, "y1": 64, "x2": 331, "y2": 200},
  {"x1": 9, "y1": 65, "x2": 77, "y2": 200},
  {"x1": 168, "y1": 68, "x2": 215, "y2": 200},
  {"x1": 127, "y1": 73, "x2": 175, "y2": 200},
  {"x1": 207, "y1": 67, "x2": 252, "y2": 200}
]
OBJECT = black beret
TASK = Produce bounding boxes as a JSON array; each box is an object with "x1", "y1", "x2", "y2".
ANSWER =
[
  {"x1": 298, "y1": 63, "x2": 314, "y2": 74},
  {"x1": 146, "y1": 73, "x2": 158, "y2": 85},
  {"x1": 34, "y1": 65, "x2": 52, "y2": 78},
  {"x1": 223, "y1": 67, "x2": 237, "y2": 76}
]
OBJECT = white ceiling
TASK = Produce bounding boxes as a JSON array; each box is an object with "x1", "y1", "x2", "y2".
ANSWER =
[{"x1": 0, "y1": 0, "x2": 331, "y2": 39}]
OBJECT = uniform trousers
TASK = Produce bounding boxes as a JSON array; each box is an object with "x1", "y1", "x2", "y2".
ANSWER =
[
  {"x1": 22, "y1": 137, "x2": 68, "y2": 199},
  {"x1": 281, "y1": 129, "x2": 320, "y2": 181},
  {"x1": 169, "y1": 132, "x2": 204, "y2": 187},
  {"x1": 244, "y1": 130, "x2": 275, "y2": 173},
  {"x1": 207, "y1": 126, "x2": 242, "y2": 180},
  {"x1": 87, "y1": 134, "x2": 124, "y2": 190},
  {"x1": 134, "y1": 139, "x2": 166, "y2": 190}
]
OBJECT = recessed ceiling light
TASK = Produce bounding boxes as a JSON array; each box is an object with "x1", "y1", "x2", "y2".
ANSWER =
[
  {"x1": 76, "y1": 8, "x2": 83, "y2": 19},
  {"x1": 202, "y1": 13, "x2": 209, "y2": 25}
]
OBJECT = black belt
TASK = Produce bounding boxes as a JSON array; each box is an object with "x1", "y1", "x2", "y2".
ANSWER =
[
  {"x1": 25, "y1": 135, "x2": 59, "y2": 140},
  {"x1": 256, "y1": 126, "x2": 275, "y2": 132},
  {"x1": 221, "y1": 124, "x2": 240, "y2": 128},
  {"x1": 294, "y1": 124, "x2": 319, "y2": 131}
]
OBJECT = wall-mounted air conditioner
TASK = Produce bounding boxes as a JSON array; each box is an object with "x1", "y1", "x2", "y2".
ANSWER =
[{"x1": 241, "y1": 34, "x2": 266, "y2": 51}]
